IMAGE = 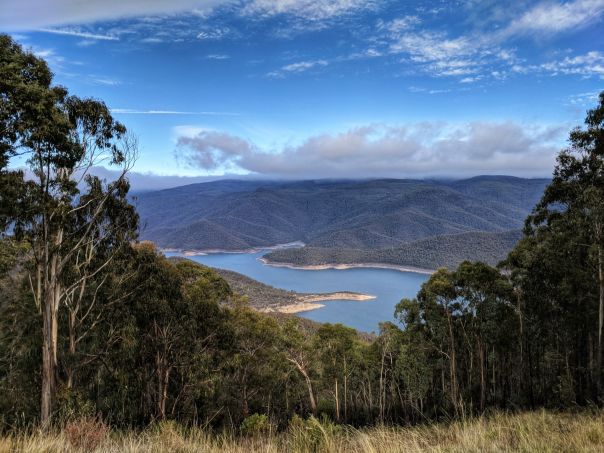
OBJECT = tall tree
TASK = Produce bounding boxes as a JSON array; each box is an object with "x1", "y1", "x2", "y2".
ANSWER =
[
  {"x1": 526, "y1": 91, "x2": 604, "y2": 398},
  {"x1": 0, "y1": 35, "x2": 137, "y2": 424}
]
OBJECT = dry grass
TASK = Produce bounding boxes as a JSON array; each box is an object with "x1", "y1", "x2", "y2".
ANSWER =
[{"x1": 2, "y1": 410, "x2": 604, "y2": 453}]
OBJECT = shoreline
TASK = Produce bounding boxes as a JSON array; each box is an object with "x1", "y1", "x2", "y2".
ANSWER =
[
  {"x1": 273, "y1": 292, "x2": 376, "y2": 314},
  {"x1": 258, "y1": 257, "x2": 434, "y2": 275},
  {"x1": 161, "y1": 241, "x2": 305, "y2": 256},
  {"x1": 162, "y1": 244, "x2": 434, "y2": 275}
]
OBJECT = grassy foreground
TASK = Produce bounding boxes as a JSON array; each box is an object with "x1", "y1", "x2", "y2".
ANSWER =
[{"x1": 2, "y1": 410, "x2": 604, "y2": 453}]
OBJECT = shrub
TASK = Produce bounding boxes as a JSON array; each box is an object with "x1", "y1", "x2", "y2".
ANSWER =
[
  {"x1": 64, "y1": 417, "x2": 109, "y2": 451},
  {"x1": 240, "y1": 413, "x2": 271, "y2": 437},
  {"x1": 148, "y1": 420, "x2": 187, "y2": 451},
  {"x1": 287, "y1": 414, "x2": 342, "y2": 451}
]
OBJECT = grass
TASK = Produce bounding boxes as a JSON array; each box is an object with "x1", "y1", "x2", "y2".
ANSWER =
[{"x1": 2, "y1": 410, "x2": 604, "y2": 452}]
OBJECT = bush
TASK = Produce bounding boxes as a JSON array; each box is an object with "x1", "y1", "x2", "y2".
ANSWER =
[
  {"x1": 64, "y1": 417, "x2": 109, "y2": 451},
  {"x1": 240, "y1": 413, "x2": 271, "y2": 436},
  {"x1": 148, "y1": 420, "x2": 187, "y2": 451},
  {"x1": 287, "y1": 414, "x2": 342, "y2": 451}
]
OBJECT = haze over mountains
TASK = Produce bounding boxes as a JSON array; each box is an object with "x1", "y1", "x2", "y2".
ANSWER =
[{"x1": 136, "y1": 176, "x2": 548, "y2": 269}]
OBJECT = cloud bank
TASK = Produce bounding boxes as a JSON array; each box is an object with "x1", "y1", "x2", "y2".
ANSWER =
[
  {"x1": 176, "y1": 122, "x2": 565, "y2": 179},
  {"x1": 1, "y1": 0, "x2": 374, "y2": 30}
]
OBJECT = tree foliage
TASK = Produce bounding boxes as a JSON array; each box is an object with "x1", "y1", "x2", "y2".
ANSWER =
[{"x1": 2, "y1": 34, "x2": 604, "y2": 432}]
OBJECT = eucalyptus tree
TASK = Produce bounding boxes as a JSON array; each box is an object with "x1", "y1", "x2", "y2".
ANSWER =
[
  {"x1": 0, "y1": 35, "x2": 138, "y2": 425},
  {"x1": 313, "y1": 323, "x2": 357, "y2": 421},
  {"x1": 525, "y1": 91, "x2": 604, "y2": 398}
]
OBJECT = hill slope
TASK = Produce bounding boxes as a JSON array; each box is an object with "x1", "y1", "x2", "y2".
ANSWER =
[
  {"x1": 263, "y1": 230, "x2": 523, "y2": 270},
  {"x1": 137, "y1": 176, "x2": 546, "y2": 254}
]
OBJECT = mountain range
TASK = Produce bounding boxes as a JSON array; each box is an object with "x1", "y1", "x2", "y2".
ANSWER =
[{"x1": 136, "y1": 176, "x2": 549, "y2": 269}]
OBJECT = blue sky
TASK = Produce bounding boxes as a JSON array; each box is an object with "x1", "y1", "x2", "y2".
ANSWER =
[{"x1": 3, "y1": 0, "x2": 604, "y2": 183}]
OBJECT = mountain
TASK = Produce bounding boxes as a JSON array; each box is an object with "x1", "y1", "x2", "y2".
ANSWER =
[{"x1": 136, "y1": 176, "x2": 547, "y2": 268}]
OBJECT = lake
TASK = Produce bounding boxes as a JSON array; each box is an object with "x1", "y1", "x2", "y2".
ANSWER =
[{"x1": 166, "y1": 251, "x2": 428, "y2": 333}]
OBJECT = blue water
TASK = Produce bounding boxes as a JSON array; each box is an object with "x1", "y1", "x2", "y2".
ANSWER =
[{"x1": 166, "y1": 251, "x2": 428, "y2": 333}]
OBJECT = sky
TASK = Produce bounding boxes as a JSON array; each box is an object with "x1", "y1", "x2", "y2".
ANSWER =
[{"x1": 2, "y1": 0, "x2": 604, "y2": 185}]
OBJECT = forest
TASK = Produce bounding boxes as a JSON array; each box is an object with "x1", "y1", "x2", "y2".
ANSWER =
[
  {"x1": 2, "y1": 34, "x2": 604, "y2": 450},
  {"x1": 263, "y1": 230, "x2": 523, "y2": 271}
]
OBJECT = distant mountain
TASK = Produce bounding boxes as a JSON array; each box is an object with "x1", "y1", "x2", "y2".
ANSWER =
[{"x1": 136, "y1": 176, "x2": 547, "y2": 268}]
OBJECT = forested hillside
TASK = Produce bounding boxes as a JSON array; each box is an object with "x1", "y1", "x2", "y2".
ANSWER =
[
  {"x1": 136, "y1": 177, "x2": 548, "y2": 256},
  {"x1": 264, "y1": 230, "x2": 522, "y2": 270},
  {"x1": 170, "y1": 257, "x2": 374, "y2": 314}
]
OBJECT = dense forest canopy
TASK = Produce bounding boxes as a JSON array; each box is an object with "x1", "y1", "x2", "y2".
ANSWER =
[{"x1": 2, "y1": 34, "x2": 604, "y2": 433}]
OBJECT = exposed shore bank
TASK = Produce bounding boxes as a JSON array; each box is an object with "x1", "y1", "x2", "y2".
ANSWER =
[
  {"x1": 162, "y1": 244, "x2": 434, "y2": 275},
  {"x1": 270, "y1": 291, "x2": 377, "y2": 314},
  {"x1": 161, "y1": 241, "x2": 305, "y2": 257},
  {"x1": 258, "y1": 257, "x2": 434, "y2": 275}
]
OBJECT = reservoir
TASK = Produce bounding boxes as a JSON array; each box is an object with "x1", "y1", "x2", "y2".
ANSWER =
[{"x1": 167, "y1": 250, "x2": 428, "y2": 333}]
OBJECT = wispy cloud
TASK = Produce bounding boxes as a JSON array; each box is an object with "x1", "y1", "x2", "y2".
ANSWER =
[
  {"x1": 268, "y1": 59, "x2": 328, "y2": 77},
  {"x1": 371, "y1": 0, "x2": 604, "y2": 83},
  {"x1": 111, "y1": 109, "x2": 239, "y2": 116},
  {"x1": 408, "y1": 86, "x2": 452, "y2": 94},
  {"x1": 206, "y1": 54, "x2": 230, "y2": 60},
  {"x1": 37, "y1": 27, "x2": 119, "y2": 40},
  {"x1": 31, "y1": 47, "x2": 68, "y2": 71},
  {"x1": 91, "y1": 77, "x2": 122, "y2": 86},
  {"x1": 502, "y1": 0, "x2": 604, "y2": 36},
  {"x1": 541, "y1": 51, "x2": 604, "y2": 78},
  {"x1": 567, "y1": 90, "x2": 603, "y2": 106},
  {"x1": 197, "y1": 27, "x2": 231, "y2": 40},
  {"x1": 241, "y1": 0, "x2": 376, "y2": 21},
  {"x1": 4, "y1": 0, "x2": 376, "y2": 30},
  {"x1": 376, "y1": 16, "x2": 421, "y2": 34},
  {"x1": 390, "y1": 31, "x2": 494, "y2": 77}
]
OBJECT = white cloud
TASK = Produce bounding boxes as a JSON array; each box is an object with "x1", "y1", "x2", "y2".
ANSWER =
[
  {"x1": 376, "y1": 1, "x2": 603, "y2": 82},
  {"x1": 268, "y1": 59, "x2": 328, "y2": 77},
  {"x1": 37, "y1": 27, "x2": 119, "y2": 40},
  {"x1": 408, "y1": 86, "x2": 451, "y2": 94},
  {"x1": 541, "y1": 51, "x2": 604, "y2": 78},
  {"x1": 197, "y1": 27, "x2": 231, "y2": 40},
  {"x1": 241, "y1": 0, "x2": 375, "y2": 21},
  {"x1": 460, "y1": 76, "x2": 482, "y2": 84},
  {"x1": 2, "y1": 0, "x2": 375, "y2": 30},
  {"x1": 91, "y1": 77, "x2": 122, "y2": 86},
  {"x1": 206, "y1": 54, "x2": 230, "y2": 59},
  {"x1": 567, "y1": 90, "x2": 603, "y2": 106},
  {"x1": 111, "y1": 109, "x2": 239, "y2": 115},
  {"x1": 376, "y1": 16, "x2": 421, "y2": 34},
  {"x1": 1, "y1": 0, "x2": 230, "y2": 30},
  {"x1": 503, "y1": 0, "x2": 604, "y2": 36},
  {"x1": 30, "y1": 47, "x2": 68, "y2": 70},
  {"x1": 390, "y1": 31, "x2": 490, "y2": 77},
  {"x1": 175, "y1": 122, "x2": 565, "y2": 178},
  {"x1": 177, "y1": 130, "x2": 256, "y2": 169},
  {"x1": 140, "y1": 37, "x2": 165, "y2": 43}
]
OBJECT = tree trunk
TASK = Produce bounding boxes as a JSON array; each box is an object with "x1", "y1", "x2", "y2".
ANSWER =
[
  {"x1": 156, "y1": 351, "x2": 171, "y2": 420},
  {"x1": 344, "y1": 360, "x2": 348, "y2": 421},
  {"x1": 335, "y1": 378, "x2": 340, "y2": 421},
  {"x1": 66, "y1": 309, "x2": 76, "y2": 389},
  {"x1": 305, "y1": 373, "x2": 317, "y2": 415},
  {"x1": 446, "y1": 310, "x2": 458, "y2": 415},
  {"x1": 479, "y1": 340, "x2": 485, "y2": 412},
  {"x1": 40, "y1": 229, "x2": 62, "y2": 427},
  {"x1": 379, "y1": 348, "x2": 386, "y2": 422},
  {"x1": 597, "y1": 243, "x2": 604, "y2": 398},
  {"x1": 288, "y1": 358, "x2": 317, "y2": 415},
  {"x1": 41, "y1": 290, "x2": 57, "y2": 426}
]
